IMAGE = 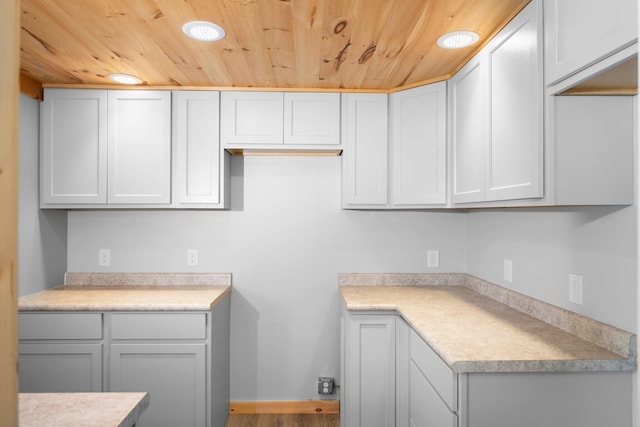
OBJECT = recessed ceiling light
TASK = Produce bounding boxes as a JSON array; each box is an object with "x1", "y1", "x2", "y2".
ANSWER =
[
  {"x1": 182, "y1": 21, "x2": 226, "y2": 41},
  {"x1": 108, "y1": 73, "x2": 142, "y2": 85},
  {"x1": 437, "y1": 31, "x2": 480, "y2": 49}
]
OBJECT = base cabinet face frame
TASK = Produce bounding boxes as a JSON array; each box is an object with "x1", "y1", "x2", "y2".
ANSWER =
[{"x1": 18, "y1": 302, "x2": 231, "y2": 427}]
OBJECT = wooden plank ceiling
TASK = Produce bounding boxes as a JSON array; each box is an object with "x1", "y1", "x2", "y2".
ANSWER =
[{"x1": 20, "y1": 0, "x2": 531, "y2": 91}]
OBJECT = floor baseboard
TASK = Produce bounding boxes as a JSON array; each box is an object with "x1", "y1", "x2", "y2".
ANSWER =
[{"x1": 229, "y1": 400, "x2": 340, "y2": 414}]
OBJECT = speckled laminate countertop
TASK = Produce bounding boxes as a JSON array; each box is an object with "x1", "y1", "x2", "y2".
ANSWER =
[
  {"x1": 19, "y1": 272, "x2": 231, "y2": 311},
  {"x1": 19, "y1": 392, "x2": 150, "y2": 427},
  {"x1": 340, "y1": 273, "x2": 636, "y2": 373}
]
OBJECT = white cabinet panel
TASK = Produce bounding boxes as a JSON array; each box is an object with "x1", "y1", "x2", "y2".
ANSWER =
[
  {"x1": 19, "y1": 343, "x2": 103, "y2": 392},
  {"x1": 284, "y1": 92, "x2": 340, "y2": 145},
  {"x1": 449, "y1": 0, "x2": 543, "y2": 205},
  {"x1": 172, "y1": 91, "x2": 225, "y2": 206},
  {"x1": 111, "y1": 343, "x2": 206, "y2": 427},
  {"x1": 552, "y1": 96, "x2": 634, "y2": 205},
  {"x1": 486, "y1": 1, "x2": 543, "y2": 201},
  {"x1": 41, "y1": 88, "x2": 172, "y2": 207},
  {"x1": 107, "y1": 91, "x2": 171, "y2": 204},
  {"x1": 344, "y1": 313, "x2": 396, "y2": 427},
  {"x1": 342, "y1": 93, "x2": 389, "y2": 206},
  {"x1": 450, "y1": 57, "x2": 486, "y2": 203},
  {"x1": 221, "y1": 91, "x2": 284, "y2": 145},
  {"x1": 390, "y1": 82, "x2": 447, "y2": 206},
  {"x1": 40, "y1": 89, "x2": 108, "y2": 205},
  {"x1": 545, "y1": 0, "x2": 638, "y2": 86},
  {"x1": 221, "y1": 91, "x2": 341, "y2": 150},
  {"x1": 409, "y1": 362, "x2": 457, "y2": 427}
]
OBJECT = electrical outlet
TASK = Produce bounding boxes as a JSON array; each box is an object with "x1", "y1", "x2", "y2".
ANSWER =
[
  {"x1": 187, "y1": 249, "x2": 199, "y2": 266},
  {"x1": 99, "y1": 249, "x2": 110, "y2": 267},
  {"x1": 318, "y1": 377, "x2": 335, "y2": 395},
  {"x1": 569, "y1": 274, "x2": 583, "y2": 305},
  {"x1": 427, "y1": 249, "x2": 440, "y2": 268},
  {"x1": 503, "y1": 259, "x2": 513, "y2": 283}
]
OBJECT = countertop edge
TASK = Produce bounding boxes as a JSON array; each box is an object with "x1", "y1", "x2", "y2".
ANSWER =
[
  {"x1": 18, "y1": 284, "x2": 232, "y2": 312},
  {"x1": 339, "y1": 274, "x2": 637, "y2": 374}
]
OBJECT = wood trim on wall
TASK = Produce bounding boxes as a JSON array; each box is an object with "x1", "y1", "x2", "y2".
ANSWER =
[
  {"x1": 20, "y1": 73, "x2": 43, "y2": 100},
  {"x1": 0, "y1": 0, "x2": 20, "y2": 425},
  {"x1": 229, "y1": 400, "x2": 340, "y2": 415}
]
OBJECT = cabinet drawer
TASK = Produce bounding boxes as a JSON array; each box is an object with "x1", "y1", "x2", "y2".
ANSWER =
[
  {"x1": 410, "y1": 329, "x2": 457, "y2": 411},
  {"x1": 19, "y1": 313, "x2": 103, "y2": 340},
  {"x1": 111, "y1": 313, "x2": 207, "y2": 340}
]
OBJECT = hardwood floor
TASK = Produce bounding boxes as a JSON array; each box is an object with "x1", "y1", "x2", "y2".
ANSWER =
[{"x1": 225, "y1": 414, "x2": 339, "y2": 427}]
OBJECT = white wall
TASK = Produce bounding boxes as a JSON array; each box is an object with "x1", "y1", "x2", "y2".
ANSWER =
[
  {"x1": 67, "y1": 155, "x2": 466, "y2": 400},
  {"x1": 18, "y1": 94, "x2": 67, "y2": 296},
  {"x1": 465, "y1": 207, "x2": 637, "y2": 332}
]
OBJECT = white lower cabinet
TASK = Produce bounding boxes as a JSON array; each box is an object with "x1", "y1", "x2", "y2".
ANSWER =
[
  {"x1": 18, "y1": 312, "x2": 103, "y2": 392},
  {"x1": 111, "y1": 343, "x2": 206, "y2": 427},
  {"x1": 18, "y1": 300, "x2": 230, "y2": 427},
  {"x1": 344, "y1": 312, "x2": 632, "y2": 427},
  {"x1": 343, "y1": 312, "x2": 396, "y2": 427},
  {"x1": 19, "y1": 343, "x2": 103, "y2": 392}
]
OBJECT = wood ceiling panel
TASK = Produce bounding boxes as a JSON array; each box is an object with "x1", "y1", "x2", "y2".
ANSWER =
[{"x1": 20, "y1": 0, "x2": 533, "y2": 90}]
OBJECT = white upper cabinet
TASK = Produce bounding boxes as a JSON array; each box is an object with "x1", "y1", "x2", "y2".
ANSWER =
[
  {"x1": 42, "y1": 88, "x2": 230, "y2": 209},
  {"x1": 544, "y1": 0, "x2": 638, "y2": 86},
  {"x1": 553, "y1": 95, "x2": 634, "y2": 205},
  {"x1": 41, "y1": 89, "x2": 171, "y2": 207},
  {"x1": 449, "y1": 56, "x2": 487, "y2": 204},
  {"x1": 486, "y1": 0, "x2": 543, "y2": 202},
  {"x1": 107, "y1": 90, "x2": 172, "y2": 204},
  {"x1": 172, "y1": 91, "x2": 228, "y2": 208},
  {"x1": 390, "y1": 82, "x2": 447, "y2": 206},
  {"x1": 221, "y1": 91, "x2": 284, "y2": 145},
  {"x1": 343, "y1": 83, "x2": 447, "y2": 210},
  {"x1": 221, "y1": 91, "x2": 341, "y2": 150},
  {"x1": 284, "y1": 92, "x2": 341, "y2": 145},
  {"x1": 40, "y1": 89, "x2": 108, "y2": 205},
  {"x1": 342, "y1": 93, "x2": 389, "y2": 207},
  {"x1": 450, "y1": 0, "x2": 543, "y2": 205}
]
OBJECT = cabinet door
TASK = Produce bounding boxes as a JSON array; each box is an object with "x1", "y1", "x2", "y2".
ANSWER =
[
  {"x1": 544, "y1": 0, "x2": 638, "y2": 86},
  {"x1": 172, "y1": 91, "x2": 223, "y2": 205},
  {"x1": 283, "y1": 92, "x2": 340, "y2": 145},
  {"x1": 344, "y1": 314, "x2": 396, "y2": 427},
  {"x1": 221, "y1": 91, "x2": 284, "y2": 145},
  {"x1": 342, "y1": 93, "x2": 389, "y2": 207},
  {"x1": 107, "y1": 90, "x2": 171, "y2": 204},
  {"x1": 486, "y1": 0, "x2": 543, "y2": 202},
  {"x1": 390, "y1": 82, "x2": 447, "y2": 206},
  {"x1": 449, "y1": 56, "x2": 487, "y2": 203},
  {"x1": 40, "y1": 88, "x2": 107, "y2": 205},
  {"x1": 111, "y1": 343, "x2": 206, "y2": 427},
  {"x1": 19, "y1": 343, "x2": 103, "y2": 392}
]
